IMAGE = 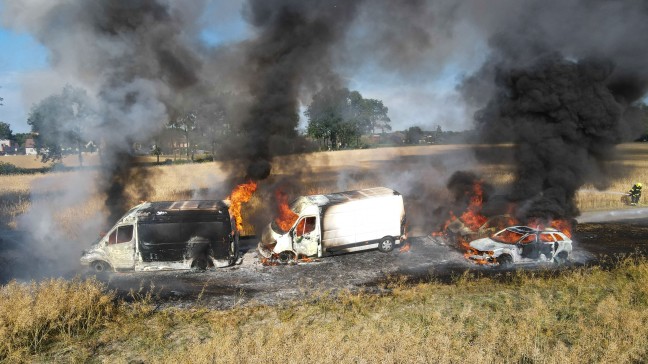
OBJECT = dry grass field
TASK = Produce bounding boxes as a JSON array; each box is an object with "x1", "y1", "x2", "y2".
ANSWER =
[
  {"x1": 1, "y1": 143, "x2": 646, "y2": 235},
  {"x1": 1, "y1": 143, "x2": 647, "y2": 362},
  {"x1": 1, "y1": 258, "x2": 647, "y2": 362}
]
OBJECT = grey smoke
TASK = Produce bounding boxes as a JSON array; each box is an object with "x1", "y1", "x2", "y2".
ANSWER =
[{"x1": 1, "y1": 0, "x2": 208, "y2": 279}]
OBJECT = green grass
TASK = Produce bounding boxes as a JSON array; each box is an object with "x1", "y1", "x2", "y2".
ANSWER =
[{"x1": 2, "y1": 258, "x2": 647, "y2": 363}]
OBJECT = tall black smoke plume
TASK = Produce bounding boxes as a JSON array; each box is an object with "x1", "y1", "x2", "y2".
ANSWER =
[
  {"x1": 461, "y1": 0, "x2": 648, "y2": 221},
  {"x1": 476, "y1": 56, "x2": 643, "y2": 220},
  {"x1": 238, "y1": 0, "x2": 362, "y2": 181}
]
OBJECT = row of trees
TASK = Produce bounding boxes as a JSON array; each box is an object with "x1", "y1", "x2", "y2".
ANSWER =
[
  {"x1": 24, "y1": 85, "x2": 239, "y2": 163},
  {"x1": 306, "y1": 88, "x2": 391, "y2": 150},
  {"x1": 24, "y1": 85, "x2": 395, "y2": 163}
]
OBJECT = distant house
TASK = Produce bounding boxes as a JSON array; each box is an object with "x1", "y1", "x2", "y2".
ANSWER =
[
  {"x1": 24, "y1": 139, "x2": 37, "y2": 155},
  {"x1": 0, "y1": 139, "x2": 10, "y2": 154},
  {"x1": 0, "y1": 139, "x2": 18, "y2": 155}
]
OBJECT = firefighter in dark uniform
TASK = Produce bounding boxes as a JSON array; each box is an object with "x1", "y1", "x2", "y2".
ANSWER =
[{"x1": 629, "y1": 183, "x2": 642, "y2": 205}]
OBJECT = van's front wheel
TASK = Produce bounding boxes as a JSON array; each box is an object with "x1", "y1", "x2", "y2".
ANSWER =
[
  {"x1": 278, "y1": 251, "x2": 296, "y2": 264},
  {"x1": 378, "y1": 237, "x2": 395, "y2": 253},
  {"x1": 91, "y1": 261, "x2": 110, "y2": 273}
]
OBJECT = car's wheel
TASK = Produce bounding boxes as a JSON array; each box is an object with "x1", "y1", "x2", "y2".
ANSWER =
[
  {"x1": 377, "y1": 237, "x2": 395, "y2": 253},
  {"x1": 192, "y1": 255, "x2": 210, "y2": 271},
  {"x1": 278, "y1": 251, "x2": 296, "y2": 264},
  {"x1": 91, "y1": 261, "x2": 110, "y2": 273},
  {"x1": 553, "y1": 251, "x2": 569, "y2": 265},
  {"x1": 497, "y1": 254, "x2": 513, "y2": 269}
]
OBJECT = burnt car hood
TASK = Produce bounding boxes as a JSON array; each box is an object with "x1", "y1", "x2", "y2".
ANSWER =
[{"x1": 469, "y1": 238, "x2": 508, "y2": 252}]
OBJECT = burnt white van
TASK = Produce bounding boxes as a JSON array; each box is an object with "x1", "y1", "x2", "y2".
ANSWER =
[
  {"x1": 80, "y1": 200, "x2": 238, "y2": 272},
  {"x1": 258, "y1": 187, "x2": 406, "y2": 263}
]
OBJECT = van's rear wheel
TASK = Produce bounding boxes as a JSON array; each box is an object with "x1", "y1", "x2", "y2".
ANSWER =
[
  {"x1": 192, "y1": 256, "x2": 210, "y2": 271},
  {"x1": 91, "y1": 261, "x2": 110, "y2": 273},
  {"x1": 278, "y1": 251, "x2": 296, "y2": 264},
  {"x1": 378, "y1": 237, "x2": 395, "y2": 253}
]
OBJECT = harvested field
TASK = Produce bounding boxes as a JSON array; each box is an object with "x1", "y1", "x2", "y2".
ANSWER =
[{"x1": 1, "y1": 144, "x2": 648, "y2": 362}]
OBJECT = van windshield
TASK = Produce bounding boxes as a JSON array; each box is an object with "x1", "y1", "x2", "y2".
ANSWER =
[{"x1": 270, "y1": 199, "x2": 304, "y2": 235}]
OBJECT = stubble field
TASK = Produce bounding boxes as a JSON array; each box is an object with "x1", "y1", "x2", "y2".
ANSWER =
[{"x1": 1, "y1": 143, "x2": 648, "y2": 362}]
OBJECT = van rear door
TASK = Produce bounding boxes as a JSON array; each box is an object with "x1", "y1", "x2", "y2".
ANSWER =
[{"x1": 104, "y1": 224, "x2": 136, "y2": 270}]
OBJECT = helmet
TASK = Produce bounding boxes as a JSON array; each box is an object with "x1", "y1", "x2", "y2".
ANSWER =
[{"x1": 638, "y1": 183, "x2": 643, "y2": 188}]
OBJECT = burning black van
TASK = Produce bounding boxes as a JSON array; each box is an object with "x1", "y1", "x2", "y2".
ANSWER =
[{"x1": 80, "y1": 200, "x2": 239, "y2": 272}]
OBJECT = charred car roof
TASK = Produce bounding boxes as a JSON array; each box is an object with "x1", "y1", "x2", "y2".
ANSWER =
[{"x1": 504, "y1": 226, "x2": 562, "y2": 234}]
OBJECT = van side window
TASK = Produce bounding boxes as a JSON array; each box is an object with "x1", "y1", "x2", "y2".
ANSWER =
[
  {"x1": 304, "y1": 217, "x2": 316, "y2": 234},
  {"x1": 295, "y1": 217, "x2": 316, "y2": 237},
  {"x1": 117, "y1": 225, "x2": 134, "y2": 244}
]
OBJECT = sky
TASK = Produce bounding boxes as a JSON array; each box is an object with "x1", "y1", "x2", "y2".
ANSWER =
[
  {"x1": 0, "y1": 27, "x2": 48, "y2": 133},
  {"x1": 0, "y1": 1, "x2": 472, "y2": 134}
]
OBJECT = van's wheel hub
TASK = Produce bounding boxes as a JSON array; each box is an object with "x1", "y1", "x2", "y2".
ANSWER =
[
  {"x1": 92, "y1": 261, "x2": 109, "y2": 272},
  {"x1": 192, "y1": 256, "x2": 209, "y2": 270},
  {"x1": 278, "y1": 251, "x2": 296, "y2": 264},
  {"x1": 378, "y1": 237, "x2": 395, "y2": 253}
]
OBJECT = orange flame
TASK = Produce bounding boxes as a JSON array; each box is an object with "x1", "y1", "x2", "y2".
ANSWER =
[
  {"x1": 550, "y1": 219, "x2": 573, "y2": 238},
  {"x1": 457, "y1": 236, "x2": 490, "y2": 265},
  {"x1": 527, "y1": 218, "x2": 573, "y2": 238},
  {"x1": 399, "y1": 242, "x2": 411, "y2": 253},
  {"x1": 227, "y1": 180, "x2": 258, "y2": 232},
  {"x1": 299, "y1": 255, "x2": 314, "y2": 263},
  {"x1": 260, "y1": 257, "x2": 280, "y2": 266},
  {"x1": 274, "y1": 188, "x2": 299, "y2": 232},
  {"x1": 460, "y1": 180, "x2": 488, "y2": 230}
]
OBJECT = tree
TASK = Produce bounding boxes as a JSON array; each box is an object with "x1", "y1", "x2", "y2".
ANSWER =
[
  {"x1": 0, "y1": 122, "x2": 12, "y2": 140},
  {"x1": 27, "y1": 85, "x2": 94, "y2": 164},
  {"x1": 405, "y1": 126, "x2": 423, "y2": 144},
  {"x1": 13, "y1": 133, "x2": 31, "y2": 150},
  {"x1": 168, "y1": 109, "x2": 197, "y2": 161},
  {"x1": 360, "y1": 98, "x2": 391, "y2": 134},
  {"x1": 193, "y1": 95, "x2": 230, "y2": 158},
  {"x1": 306, "y1": 88, "x2": 391, "y2": 150},
  {"x1": 151, "y1": 144, "x2": 162, "y2": 164}
]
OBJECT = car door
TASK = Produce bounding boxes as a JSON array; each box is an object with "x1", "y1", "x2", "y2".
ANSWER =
[
  {"x1": 292, "y1": 216, "x2": 320, "y2": 257},
  {"x1": 538, "y1": 233, "x2": 557, "y2": 259},
  {"x1": 104, "y1": 224, "x2": 136, "y2": 270}
]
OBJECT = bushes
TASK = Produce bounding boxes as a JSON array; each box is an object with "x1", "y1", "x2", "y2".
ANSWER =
[
  {"x1": 0, "y1": 162, "x2": 21, "y2": 175},
  {"x1": 0, "y1": 161, "x2": 52, "y2": 175},
  {"x1": 0, "y1": 278, "x2": 115, "y2": 361}
]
